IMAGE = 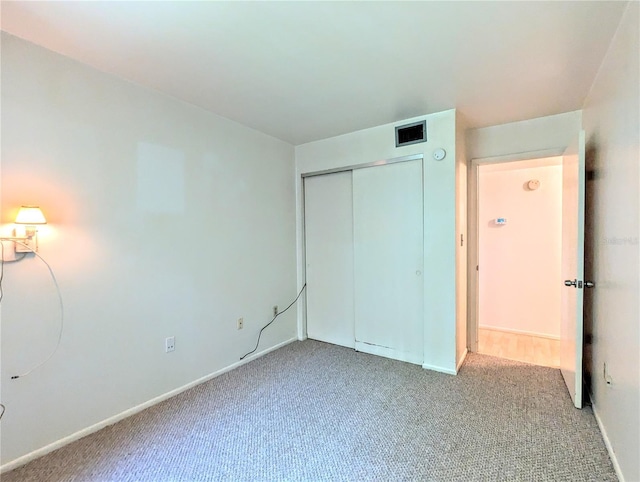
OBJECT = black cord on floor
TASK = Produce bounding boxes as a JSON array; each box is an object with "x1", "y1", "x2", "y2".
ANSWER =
[{"x1": 240, "y1": 283, "x2": 306, "y2": 360}]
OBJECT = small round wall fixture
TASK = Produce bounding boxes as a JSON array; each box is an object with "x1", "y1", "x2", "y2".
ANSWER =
[
  {"x1": 527, "y1": 179, "x2": 540, "y2": 190},
  {"x1": 433, "y1": 148, "x2": 446, "y2": 161}
]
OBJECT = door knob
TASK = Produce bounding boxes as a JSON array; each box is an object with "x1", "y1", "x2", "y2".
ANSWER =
[
  {"x1": 584, "y1": 281, "x2": 595, "y2": 288},
  {"x1": 416, "y1": 270, "x2": 422, "y2": 276},
  {"x1": 564, "y1": 279, "x2": 577, "y2": 287}
]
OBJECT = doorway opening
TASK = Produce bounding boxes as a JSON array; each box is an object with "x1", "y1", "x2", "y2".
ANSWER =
[{"x1": 470, "y1": 154, "x2": 564, "y2": 368}]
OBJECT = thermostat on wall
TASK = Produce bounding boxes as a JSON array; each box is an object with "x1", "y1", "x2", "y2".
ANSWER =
[{"x1": 495, "y1": 218, "x2": 507, "y2": 225}]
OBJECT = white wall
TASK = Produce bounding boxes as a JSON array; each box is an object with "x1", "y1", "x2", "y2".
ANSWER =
[
  {"x1": 0, "y1": 33, "x2": 297, "y2": 467},
  {"x1": 581, "y1": 2, "x2": 639, "y2": 481},
  {"x1": 467, "y1": 110, "x2": 583, "y2": 160},
  {"x1": 478, "y1": 159, "x2": 562, "y2": 339},
  {"x1": 296, "y1": 109, "x2": 463, "y2": 374}
]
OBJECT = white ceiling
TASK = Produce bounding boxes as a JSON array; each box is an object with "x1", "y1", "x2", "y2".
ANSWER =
[{"x1": 0, "y1": 1, "x2": 628, "y2": 145}]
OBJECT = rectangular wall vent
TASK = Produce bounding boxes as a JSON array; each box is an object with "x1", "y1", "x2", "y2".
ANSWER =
[{"x1": 395, "y1": 121, "x2": 427, "y2": 147}]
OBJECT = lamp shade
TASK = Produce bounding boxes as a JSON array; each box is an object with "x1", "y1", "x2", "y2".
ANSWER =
[{"x1": 15, "y1": 206, "x2": 47, "y2": 225}]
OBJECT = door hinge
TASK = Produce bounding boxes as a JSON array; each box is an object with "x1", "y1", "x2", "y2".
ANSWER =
[{"x1": 460, "y1": 234, "x2": 464, "y2": 246}]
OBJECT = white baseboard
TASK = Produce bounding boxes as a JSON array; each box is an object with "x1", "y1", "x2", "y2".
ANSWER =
[
  {"x1": 479, "y1": 325, "x2": 560, "y2": 340},
  {"x1": 0, "y1": 337, "x2": 297, "y2": 474},
  {"x1": 592, "y1": 400, "x2": 625, "y2": 482},
  {"x1": 456, "y1": 348, "x2": 468, "y2": 373},
  {"x1": 422, "y1": 363, "x2": 457, "y2": 375}
]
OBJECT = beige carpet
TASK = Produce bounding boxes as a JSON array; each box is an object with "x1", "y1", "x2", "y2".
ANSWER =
[{"x1": 3, "y1": 340, "x2": 616, "y2": 481}]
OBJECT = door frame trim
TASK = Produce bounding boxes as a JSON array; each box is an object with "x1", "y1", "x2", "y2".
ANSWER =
[
  {"x1": 467, "y1": 147, "x2": 565, "y2": 353},
  {"x1": 301, "y1": 153, "x2": 424, "y2": 178}
]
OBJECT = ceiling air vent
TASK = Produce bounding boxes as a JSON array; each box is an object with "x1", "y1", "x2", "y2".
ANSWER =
[{"x1": 395, "y1": 121, "x2": 427, "y2": 147}]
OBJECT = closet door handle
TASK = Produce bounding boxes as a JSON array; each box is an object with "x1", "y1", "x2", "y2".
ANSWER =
[{"x1": 416, "y1": 270, "x2": 422, "y2": 276}]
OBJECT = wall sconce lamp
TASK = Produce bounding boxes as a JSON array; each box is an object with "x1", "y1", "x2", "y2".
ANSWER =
[{"x1": 10, "y1": 206, "x2": 47, "y2": 252}]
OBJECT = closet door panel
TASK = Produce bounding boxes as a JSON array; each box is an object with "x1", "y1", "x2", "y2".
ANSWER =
[
  {"x1": 304, "y1": 172, "x2": 355, "y2": 348},
  {"x1": 353, "y1": 160, "x2": 424, "y2": 364}
]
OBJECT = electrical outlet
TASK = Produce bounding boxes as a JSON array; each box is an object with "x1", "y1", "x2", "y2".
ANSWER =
[
  {"x1": 165, "y1": 336, "x2": 175, "y2": 353},
  {"x1": 237, "y1": 317, "x2": 244, "y2": 330},
  {"x1": 273, "y1": 305, "x2": 278, "y2": 317}
]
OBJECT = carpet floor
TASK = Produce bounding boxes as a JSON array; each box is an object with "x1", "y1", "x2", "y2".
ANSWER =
[{"x1": 3, "y1": 340, "x2": 616, "y2": 481}]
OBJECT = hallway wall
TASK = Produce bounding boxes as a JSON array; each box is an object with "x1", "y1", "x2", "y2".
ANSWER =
[
  {"x1": 478, "y1": 158, "x2": 563, "y2": 338},
  {"x1": 581, "y1": 2, "x2": 639, "y2": 480}
]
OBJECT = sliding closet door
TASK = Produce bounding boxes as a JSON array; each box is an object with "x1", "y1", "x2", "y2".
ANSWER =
[
  {"x1": 304, "y1": 172, "x2": 355, "y2": 348},
  {"x1": 353, "y1": 160, "x2": 424, "y2": 364}
]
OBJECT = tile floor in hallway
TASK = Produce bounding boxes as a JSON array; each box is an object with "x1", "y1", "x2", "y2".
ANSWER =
[{"x1": 477, "y1": 327, "x2": 560, "y2": 368}]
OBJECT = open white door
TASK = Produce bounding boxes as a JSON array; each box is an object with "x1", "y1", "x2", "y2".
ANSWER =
[{"x1": 560, "y1": 130, "x2": 586, "y2": 409}]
